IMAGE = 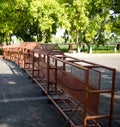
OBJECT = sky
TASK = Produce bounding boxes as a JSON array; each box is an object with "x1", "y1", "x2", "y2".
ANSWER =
[{"x1": 55, "y1": 28, "x2": 65, "y2": 37}]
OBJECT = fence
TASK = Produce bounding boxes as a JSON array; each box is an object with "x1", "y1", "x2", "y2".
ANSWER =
[{"x1": 2, "y1": 42, "x2": 116, "y2": 127}]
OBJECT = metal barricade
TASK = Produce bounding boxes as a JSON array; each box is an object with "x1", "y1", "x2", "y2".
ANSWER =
[{"x1": 2, "y1": 42, "x2": 116, "y2": 127}]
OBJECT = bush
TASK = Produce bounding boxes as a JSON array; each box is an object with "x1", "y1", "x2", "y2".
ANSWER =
[
  {"x1": 0, "y1": 47, "x2": 3, "y2": 55},
  {"x1": 59, "y1": 44, "x2": 120, "y2": 53}
]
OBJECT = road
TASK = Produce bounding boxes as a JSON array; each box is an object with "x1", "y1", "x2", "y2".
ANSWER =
[
  {"x1": 0, "y1": 54, "x2": 120, "y2": 127},
  {"x1": 0, "y1": 60, "x2": 65, "y2": 127}
]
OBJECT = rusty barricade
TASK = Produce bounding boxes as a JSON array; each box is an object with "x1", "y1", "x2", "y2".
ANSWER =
[
  {"x1": 41, "y1": 54, "x2": 115, "y2": 127},
  {"x1": 33, "y1": 44, "x2": 64, "y2": 92},
  {"x1": 2, "y1": 44, "x2": 20, "y2": 62},
  {"x1": 2, "y1": 43, "x2": 116, "y2": 127}
]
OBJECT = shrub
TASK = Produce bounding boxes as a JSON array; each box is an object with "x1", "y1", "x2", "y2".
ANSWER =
[{"x1": 0, "y1": 47, "x2": 3, "y2": 55}]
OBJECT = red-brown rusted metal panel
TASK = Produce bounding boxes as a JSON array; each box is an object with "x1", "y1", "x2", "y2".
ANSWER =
[{"x1": 2, "y1": 42, "x2": 116, "y2": 127}]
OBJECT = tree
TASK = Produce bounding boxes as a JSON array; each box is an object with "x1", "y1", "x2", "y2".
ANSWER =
[
  {"x1": 60, "y1": 0, "x2": 89, "y2": 52},
  {"x1": 29, "y1": 0, "x2": 70, "y2": 43},
  {"x1": 112, "y1": 0, "x2": 120, "y2": 14},
  {"x1": 0, "y1": 0, "x2": 118, "y2": 48},
  {"x1": 0, "y1": 0, "x2": 31, "y2": 43},
  {"x1": 0, "y1": 0, "x2": 14, "y2": 44},
  {"x1": 85, "y1": 0, "x2": 113, "y2": 49},
  {"x1": 111, "y1": 0, "x2": 120, "y2": 36},
  {"x1": 59, "y1": 0, "x2": 113, "y2": 52},
  {"x1": 13, "y1": 0, "x2": 34, "y2": 41},
  {"x1": 0, "y1": 0, "x2": 70, "y2": 43}
]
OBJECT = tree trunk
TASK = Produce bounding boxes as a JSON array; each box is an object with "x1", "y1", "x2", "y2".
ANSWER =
[
  {"x1": 75, "y1": 31, "x2": 81, "y2": 53},
  {"x1": 86, "y1": 43, "x2": 91, "y2": 53},
  {"x1": 45, "y1": 29, "x2": 51, "y2": 43}
]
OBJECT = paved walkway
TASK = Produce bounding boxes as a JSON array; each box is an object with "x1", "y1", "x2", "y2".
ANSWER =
[{"x1": 0, "y1": 60, "x2": 66, "y2": 127}]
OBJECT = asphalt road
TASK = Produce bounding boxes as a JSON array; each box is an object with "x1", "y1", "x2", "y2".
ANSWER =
[
  {"x1": 65, "y1": 53, "x2": 120, "y2": 70},
  {"x1": 0, "y1": 54, "x2": 120, "y2": 127},
  {"x1": 0, "y1": 60, "x2": 66, "y2": 127}
]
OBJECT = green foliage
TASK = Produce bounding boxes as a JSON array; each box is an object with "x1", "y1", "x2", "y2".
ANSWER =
[
  {"x1": 0, "y1": 0, "x2": 30, "y2": 42},
  {"x1": 84, "y1": 0, "x2": 113, "y2": 45},
  {"x1": 92, "y1": 45, "x2": 120, "y2": 53},
  {"x1": 112, "y1": 0, "x2": 120, "y2": 14},
  {"x1": 59, "y1": 44, "x2": 77, "y2": 52},
  {"x1": 59, "y1": 44, "x2": 120, "y2": 53},
  {"x1": 59, "y1": 0, "x2": 114, "y2": 53},
  {"x1": 0, "y1": 0, "x2": 119, "y2": 49},
  {"x1": 0, "y1": 0, "x2": 70, "y2": 43},
  {"x1": 111, "y1": 0, "x2": 120, "y2": 36},
  {"x1": 0, "y1": 46, "x2": 3, "y2": 55},
  {"x1": 112, "y1": 15, "x2": 120, "y2": 36},
  {"x1": 0, "y1": 1, "x2": 13, "y2": 43},
  {"x1": 29, "y1": 0, "x2": 70, "y2": 43}
]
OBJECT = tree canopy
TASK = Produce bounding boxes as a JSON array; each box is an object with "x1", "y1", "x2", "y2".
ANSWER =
[
  {"x1": 112, "y1": 0, "x2": 120, "y2": 36},
  {"x1": 0, "y1": 0, "x2": 69, "y2": 43},
  {"x1": 58, "y1": 0, "x2": 114, "y2": 52},
  {"x1": 0, "y1": 0, "x2": 119, "y2": 50}
]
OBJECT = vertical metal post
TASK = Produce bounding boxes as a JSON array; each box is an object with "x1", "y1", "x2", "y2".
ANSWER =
[
  {"x1": 47, "y1": 55, "x2": 50, "y2": 94},
  {"x1": 23, "y1": 48, "x2": 25, "y2": 69},
  {"x1": 109, "y1": 69, "x2": 116, "y2": 127},
  {"x1": 31, "y1": 51, "x2": 34, "y2": 78},
  {"x1": 84, "y1": 69, "x2": 89, "y2": 127},
  {"x1": 55, "y1": 58, "x2": 57, "y2": 92}
]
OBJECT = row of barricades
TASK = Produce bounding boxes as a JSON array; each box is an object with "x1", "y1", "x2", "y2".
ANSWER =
[{"x1": 2, "y1": 42, "x2": 116, "y2": 127}]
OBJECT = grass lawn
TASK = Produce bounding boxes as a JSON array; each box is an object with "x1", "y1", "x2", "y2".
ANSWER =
[{"x1": 59, "y1": 44, "x2": 120, "y2": 53}]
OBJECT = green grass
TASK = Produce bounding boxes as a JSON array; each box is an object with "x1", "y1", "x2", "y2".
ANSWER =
[
  {"x1": 59, "y1": 44, "x2": 77, "y2": 52},
  {"x1": 59, "y1": 44, "x2": 120, "y2": 53},
  {"x1": 92, "y1": 45, "x2": 120, "y2": 53},
  {"x1": 59, "y1": 45, "x2": 69, "y2": 52}
]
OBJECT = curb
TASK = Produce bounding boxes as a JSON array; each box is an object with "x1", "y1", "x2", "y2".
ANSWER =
[{"x1": 65, "y1": 53, "x2": 120, "y2": 57}]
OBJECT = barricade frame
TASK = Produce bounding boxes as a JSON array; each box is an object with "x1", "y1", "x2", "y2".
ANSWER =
[{"x1": 2, "y1": 43, "x2": 116, "y2": 127}]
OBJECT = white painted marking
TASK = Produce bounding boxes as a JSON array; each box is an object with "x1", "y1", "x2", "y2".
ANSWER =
[{"x1": 0, "y1": 96, "x2": 47, "y2": 103}]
